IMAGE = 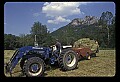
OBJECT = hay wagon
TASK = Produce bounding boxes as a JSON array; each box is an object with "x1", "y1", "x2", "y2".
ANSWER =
[{"x1": 72, "y1": 38, "x2": 99, "y2": 60}]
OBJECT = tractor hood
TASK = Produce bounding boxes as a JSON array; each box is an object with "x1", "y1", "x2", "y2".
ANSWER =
[
  {"x1": 18, "y1": 46, "x2": 33, "y2": 52},
  {"x1": 5, "y1": 46, "x2": 50, "y2": 75},
  {"x1": 18, "y1": 46, "x2": 49, "y2": 52}
]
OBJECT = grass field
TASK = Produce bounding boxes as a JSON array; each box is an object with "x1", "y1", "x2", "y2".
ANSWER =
[{"x1": 4, "y1": 50, "x2": 116, "y2": 77}]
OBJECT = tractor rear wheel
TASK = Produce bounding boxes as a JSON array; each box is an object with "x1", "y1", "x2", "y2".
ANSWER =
[
  {"x1": 23, "y1": 57, "x2": 45, "y2": 77},
  {"x1": 58, "y1": 49, "x2": 78, "y2": 71}
]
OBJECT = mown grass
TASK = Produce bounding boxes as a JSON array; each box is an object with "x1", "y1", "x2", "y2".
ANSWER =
[{"x1": 4, "y1": 50, "x2": 116, "y2": 77}]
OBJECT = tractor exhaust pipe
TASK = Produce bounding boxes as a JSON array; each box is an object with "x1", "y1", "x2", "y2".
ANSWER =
[{"x1": 34, "y1": 35, "x2": 38, "y2": 47}]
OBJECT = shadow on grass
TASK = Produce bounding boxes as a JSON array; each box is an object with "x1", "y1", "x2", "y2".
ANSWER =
[
  {"x1": 4, "y1": 64, "x2": 59, "y2": 77},
  {"x1": 45, "y1": 63, "x2": 60, "y2": 71},
  {"x1": 10, "y1": 70, "x2": 24, "y2": 77},
  {"x1": 18, "y1": 72, "x2": 25, "y2": 77},
  {"x1": 78, "y1": 55, "x2": 99, "y2": 62},
  {"x1": 5, "y1": 54, "x2": 99, "y2": 77}
]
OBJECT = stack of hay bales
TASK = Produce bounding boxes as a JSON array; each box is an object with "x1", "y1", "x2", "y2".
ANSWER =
[{"x1": 73, "y1": 38, "x2": 99, "y2": 53}]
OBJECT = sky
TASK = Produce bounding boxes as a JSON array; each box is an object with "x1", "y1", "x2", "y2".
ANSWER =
[{"x1": 4, "y1": 2, "x2": 116, "y2": 36}]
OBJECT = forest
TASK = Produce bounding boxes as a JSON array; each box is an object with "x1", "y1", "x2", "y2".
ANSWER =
[{"x1": 4, "y1": 11, "x2": 115, "y2": 50}]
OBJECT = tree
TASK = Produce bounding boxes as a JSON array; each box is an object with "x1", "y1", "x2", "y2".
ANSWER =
[
  {"x1": 112, "y1": 16, "x2": 115, "y2": 25},
  {"x1": 19, "y1": 34, "x2": 34, "y2": 47},
  {"x1": 30, "y1": 21, "x2": 48, "y2": 46},
  {"x1": 109, "y1": 16, "x2": 115, "y2": 48},
  {"x1": 4, "y1": 34, "x2": 19, "y2": 49},
  {"x1": 19, "y1": 34, "x2": 26, "y2": 47},
  {"x1": 99, "y1": 11, "x2": 113, "y2": 26},
  {"x1": 99, "y1": 11, "x2": 113, "y2": 47}
]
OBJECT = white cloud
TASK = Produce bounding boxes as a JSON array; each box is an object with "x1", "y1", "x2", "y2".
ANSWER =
[
  {"x1": 44, "y1": 2, "x2": 49, "y2": 6},
  {"x1": 48, "y1": 20, "x2": 55, "y2": 24},
  {"x1": 4, "y1": 23, "x2": 6, "y2": 25},
  {"x1": 42, "y1": 2, "x2": 85, "y2": 17},
  {"x1": 52, "y1": 27, "x2": 57, "y2": 31},
  {"x1": 47, "y1": 28, "x2": 50, "y2": 31},
  {"x1": 48, "y1": 16, "x2": 71, "y2": 24},
  {"x1": 33, "y1": 13, "x2": 40, "y2": 17},
  {"x1": 42, "y1": 2, "x2": 89, "y2": 24}
]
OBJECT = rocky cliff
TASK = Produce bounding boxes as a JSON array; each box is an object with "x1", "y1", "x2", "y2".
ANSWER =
[{"x1": 69, "y1": 16, "x2": 99, "y2": 26}]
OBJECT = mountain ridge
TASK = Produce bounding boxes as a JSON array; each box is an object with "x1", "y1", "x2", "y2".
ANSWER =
[
  {"x1": 68, "y1": 16, "x2": 99, "y2": 27},
  {"x1": 50, "y1": 16, "x2": 101, "y2": 45}
]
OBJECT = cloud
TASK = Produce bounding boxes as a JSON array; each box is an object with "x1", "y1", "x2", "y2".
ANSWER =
[
  {"x1": 52, "y1": 27, "x2": 57, "y2": 31},
  {"x1": 42, "y1": 2, "x2": 89, "y2": 24},
  {"x1": 47, "y1": 28, "x2": 50, "y2": 31},
  {"x1": 4, "y1": 23, "x2": 6, "y2": 25},
  {"x1": 33, "y1": 13, "x2": 40, "y2": 17},
  {"x1": 42, "y1": 2, "x2": 85, "y2": 17},
  {"x1": 48, "y1": 16, "x2": 71, "y2": 24},
  {"x1": 43, "y1": 2, "x2": 49, "y2": 6}
]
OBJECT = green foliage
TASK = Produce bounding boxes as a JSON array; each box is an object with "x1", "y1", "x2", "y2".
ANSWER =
[
  {"x1": 19, "y1": 34, "x2": 34, "y2": 47},
  {"x1": 4, "y1": 34, "x2": 20, "y2": 49},
  {"x1": 4, "y1": 22, "x2": 55, "y2": 49},
  {"x1": 51, "y1": 12, "x2": 115, "y2": 48},
  {"x1": 4, "y1": 11, "x2": 115, "y2": 49},
  {"x1": 30, "y1": 21, "x2": 48, "y2": 46},
  {"x1": 99, "y1": 11, "x2": 113, "y2": 26}
]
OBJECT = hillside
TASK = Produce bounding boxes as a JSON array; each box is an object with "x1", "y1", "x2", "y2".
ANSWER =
[
  {"x1": 50, "y1": 16, "x2": 102, "y2": 45},
  {"x1": 50, "y1": 15, "x2": 115, "y2": 48}
]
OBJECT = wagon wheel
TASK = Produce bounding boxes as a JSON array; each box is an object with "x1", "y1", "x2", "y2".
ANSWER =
[{"x1": 86, "y1": 52, "x2": 91, "y2": 60}]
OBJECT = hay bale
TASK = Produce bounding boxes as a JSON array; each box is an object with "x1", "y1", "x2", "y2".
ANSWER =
[{"x1": 73, "y1": 38, "x2": 99, "y2": 52}]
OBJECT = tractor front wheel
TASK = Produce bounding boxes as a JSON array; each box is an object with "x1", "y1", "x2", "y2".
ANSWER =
[{"x1": 23, "y1": 57, "x2": 45, "y2": 77}]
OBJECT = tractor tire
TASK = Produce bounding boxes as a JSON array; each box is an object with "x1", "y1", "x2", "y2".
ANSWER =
[
  {"x1": 23, "y1": 57, "x2": 45, "y2": 77},
  {"x1": 58, "y1": 49, "x2": 78, "y2": 71}
]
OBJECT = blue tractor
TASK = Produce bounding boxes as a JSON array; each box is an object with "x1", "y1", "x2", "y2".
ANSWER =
[{"x1": 5, "y1": 39, "x2": 78, "y2": 77}]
